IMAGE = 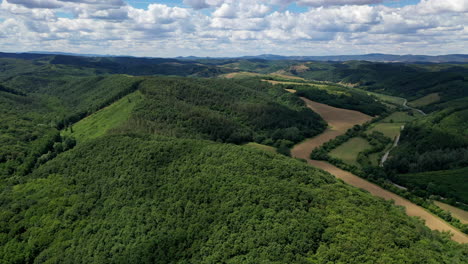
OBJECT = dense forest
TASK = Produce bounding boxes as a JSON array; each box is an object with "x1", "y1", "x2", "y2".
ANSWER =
[
  {"x1": 0, "y1": 53, "x2": 467, "y2": 263},
  {"x1": 118, "y1": 78, "x2": 326, "y2": 147},
  {"x1": 288, "y1": 83, "x2": 387, "y2": 116},
  {"x1": 384, "y1": 100, "x2": 468, "y2": 204},
  {"x1": 1, "y1": 135, "x2": 467, "y2": 263}
]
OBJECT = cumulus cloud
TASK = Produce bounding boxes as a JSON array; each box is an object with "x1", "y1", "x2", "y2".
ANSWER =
[
  {"x1": 0, "y1": 0, "x2": 466, "y2": 56},
  {"x1": 270, "y1": 0, "x2": 384, "y2": 7},
  {"x1": 7, "y1": 0, "x2": 62, "y2": 9},
  {"x1": 183, "y1": 0, "x2": 211, "y2": 9}
]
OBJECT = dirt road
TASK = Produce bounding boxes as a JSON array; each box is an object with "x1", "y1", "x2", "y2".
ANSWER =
[{"x1": 291, "y1": 98, "x2": 468, "y2": 244}]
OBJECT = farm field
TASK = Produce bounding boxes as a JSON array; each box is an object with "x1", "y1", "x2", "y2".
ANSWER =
[
  {"x1": 434, "y1": 201, "x2": 468, "y2": 224},
  {"x1": 366, "y1": 91, "x2": 406, "y2": 105},
  {"x1": 409, "y1": 93, "x2": 440, "y2": 107},
  {"x1": 382, "y1": 111, "x2": 417, "y2": 123},
  {"x1": 290, "y1": 98, "x2": 468, "y2": 244},
  {"x1": 329, "y1": 137, "x2": 372, "y2": 167},
  {"x1": 221, "y1": 72, "x2": 264, "y2": 79},
  {"x1": 368, "y1": 152, "x2": 381, "y2": 166},
  {"x1": 61, "y1": 91, "x2": 143, "y2": 143},
  {"x1": 367, "y1": 122, "x2": 404, "y2": 139},
  {"x1": 291, "y1": 98, "x2": 372, "y2": 160}
]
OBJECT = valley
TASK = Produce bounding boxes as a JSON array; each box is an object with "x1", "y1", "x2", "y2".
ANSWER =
[
  {"x1": 0, "y1": 52, "x2": 467, "y2": 263},
  {"x1": 290, "y1": 96, "x2": 468, "y2": 243}
]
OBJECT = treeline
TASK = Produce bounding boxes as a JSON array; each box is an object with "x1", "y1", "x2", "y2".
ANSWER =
[
  {"x1": 117, "y1": 77, "x2": 326, "y2": 149},
  {"x1": 285, "y1": 61, "x2": 468, "y2": 106},
  {"x1": 1, "y1": 134, "x2": 466, "y2": 263},
  {"x1": 0, "y1": 73, "x2": 143, "y2": 177},
  {"x1": 384, "y1": 105, "x2": 468, "y2": 204},
  {"x1": 288, "y1": 84, "x2": 387, "y2": 116}
]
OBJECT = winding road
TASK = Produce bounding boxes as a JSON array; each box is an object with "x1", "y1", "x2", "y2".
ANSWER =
[
  {"x1": 291, "y1": 97, "x2": 468, "y2": 244},
  {"x1": 380, "y1": 125, "x2": 404, "y2": 166},
  {"x1": 403, "y1": 99, "x2": 426, "y2": 116}
]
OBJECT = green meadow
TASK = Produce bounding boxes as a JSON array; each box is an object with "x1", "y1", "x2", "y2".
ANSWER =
[
  {"x1": 329, "y1": 137, "x2": 372, "y2": 167},
  {"x1": 61, "y1": 91, "x2": 143, "y2": 142}
]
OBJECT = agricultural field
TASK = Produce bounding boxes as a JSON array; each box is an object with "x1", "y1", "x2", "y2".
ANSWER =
[
  {"x1": 409, "y1": 93, "x2": 440, "y2": 107},
  {"x1": 221, "y1": 71, "x2": 264, "y2": 79},
  {"x1": 329, "y1": 137, "x2": 372, "y2": 167},
  {"x1": 434, "y1": 201, "x2": 468, "y2": 224},
  {"x1": 61, "y1": 91, "x2": 144, "y2": 143},
  {"x1": 382, "y1": 111, "x2": 418, "y2": 123},
  {"x1": 367, "y1": 122, "x2": 404, "y2": 139},
  {"x1": 368, "y1": 152, "x2": 381, "y2": 166},
  {"x1": 366, "y1": 91, "x2": 406, "y2": 106}
]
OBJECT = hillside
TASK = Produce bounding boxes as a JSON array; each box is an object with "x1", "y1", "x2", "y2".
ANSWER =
[
  {"x1": 1, "y1": 55, "x2": 468, "y2": 263},
  {"x1": 1, "y1": 135, "x2": 466, "y2": 263}
]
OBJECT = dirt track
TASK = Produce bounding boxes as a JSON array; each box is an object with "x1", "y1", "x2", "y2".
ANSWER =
[{"x1": 292, "y1": 98, "x2": 468, "y2": 244}]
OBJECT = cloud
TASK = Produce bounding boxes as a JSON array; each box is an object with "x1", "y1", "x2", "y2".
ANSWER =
[
  {"x1": 6, "y1": 0, "x2": 62, "y2": 9},
  {"x1": 183, "y1": 0, "x2": 210, "y2": 10},
  {"x1": 0, "y1": 0, "x2": 466, "y2": 56},
  {"x1": 212, "y1": 2, "x2": 271, "y2": 18},
  {"x1": 60, "y1": 0, "x2": 125, "y2": 6},
  {"x1": 270, "y1": 0, "x2": 384, "y2": 7}
]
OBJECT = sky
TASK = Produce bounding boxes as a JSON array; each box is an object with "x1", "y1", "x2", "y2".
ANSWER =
[{"x1": 0, "y1": 0, "x2": 466, "y2": 57}]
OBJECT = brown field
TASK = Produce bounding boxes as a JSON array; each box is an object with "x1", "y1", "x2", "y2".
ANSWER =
[
  {"x1": 435, "y1": 201, "x2": 468, "y2": 224},
  {"x1": 291, "y1": 97, "x2": 468, "y2": 243},
  {"x1": 291, "y1": 98, "x2": 372, "y2": 160},
  {"x1": 289, "y1": 64, "x2": 309, "y2": 73},
  {"x1": 222, "y1": 72, "x2": 263, "y2": 79},
  {"x1": 271, "y1": 71, "x2": 306, "y2": 80}
]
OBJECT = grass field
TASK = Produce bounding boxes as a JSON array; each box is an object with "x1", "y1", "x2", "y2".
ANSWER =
[
  {"x1": 244, "y1": 142, "x2": 277, "y2": 154},
  {"x1": 61, "y1": 91, "x2": 143, "y2": 142},
  {"x1": 396, "y1": 167, "x2": 468, "y2": 204},
  {"x1": 367, "y1": 122, "x2": 404, "y2": 139},
  {"x1": 329, "y1": 137, "x2": 372, "y2": 167},
  {"x1": 366, "y1": 91, "x2": 406, "y2": 106},
  {"x1": 408, "y1": 93, "x2": 440, "y2": 107},
  {"x1": 382, "y1": 111, "x2": 417, "y2": 123},
  {"x1": 222, "y1": 72, "x2": 264, "y2": 79},
  {"x1": 368, "y1": 152, "x2": 381, "y2": 166}
]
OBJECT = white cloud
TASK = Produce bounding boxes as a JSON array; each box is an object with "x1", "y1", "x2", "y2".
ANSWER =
[
  {"x1": 6, "y1": 0, "x2": 62, "y2": 9},
  {"x1": 0, "y1": 0, "x2": 466, "y2": 56}
]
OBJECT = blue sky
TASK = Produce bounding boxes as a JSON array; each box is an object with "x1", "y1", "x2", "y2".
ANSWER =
[{"x1": 0, "y1": 0, "x2": 466, "y2": 57}]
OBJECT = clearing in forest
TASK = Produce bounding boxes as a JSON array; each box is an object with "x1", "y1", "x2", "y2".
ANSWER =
[
  {"x1": 367, "y1": 123, "x2": 404, "y2": 139},
  {"x1": 366, "y1": 91, "x2": 406, "y2": 106},
  {"x1": 409, "y1": 93, "x2": 440, "y2": 107},
  {"x1": 329, "y1": 137, "x2": 372, "y2": 167},
  {"x1": 61, "y1": 91, "x2": 143, "y2": 143}
]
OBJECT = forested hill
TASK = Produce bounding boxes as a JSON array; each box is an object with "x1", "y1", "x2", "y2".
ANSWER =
[
  {"x1": 0, "y1": 63, "x2": 325, "y2": 177},
  {"x1": 275, "y1": 61, "x2": 468, "y2": 104},
  {"x1": 1, "y1": 55, "x2": 468, "y2": 263},
  {"x1": 0, "y1": 52, "x2": 233, "y2": 77},
  {"x1": 1, "y1": 134, "x2": 467, "y2": 263},
  {"x1": 117, "y1": 77, "x2": 326, "y2": 145}
]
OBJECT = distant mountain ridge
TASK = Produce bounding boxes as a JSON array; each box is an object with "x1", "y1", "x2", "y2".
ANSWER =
[
  {"x1": 180, "y1": 53, "x2": 468, "y2": 63},
  {"x1": 0, "y1": 51, "x2": 467, "y2": 63}
]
